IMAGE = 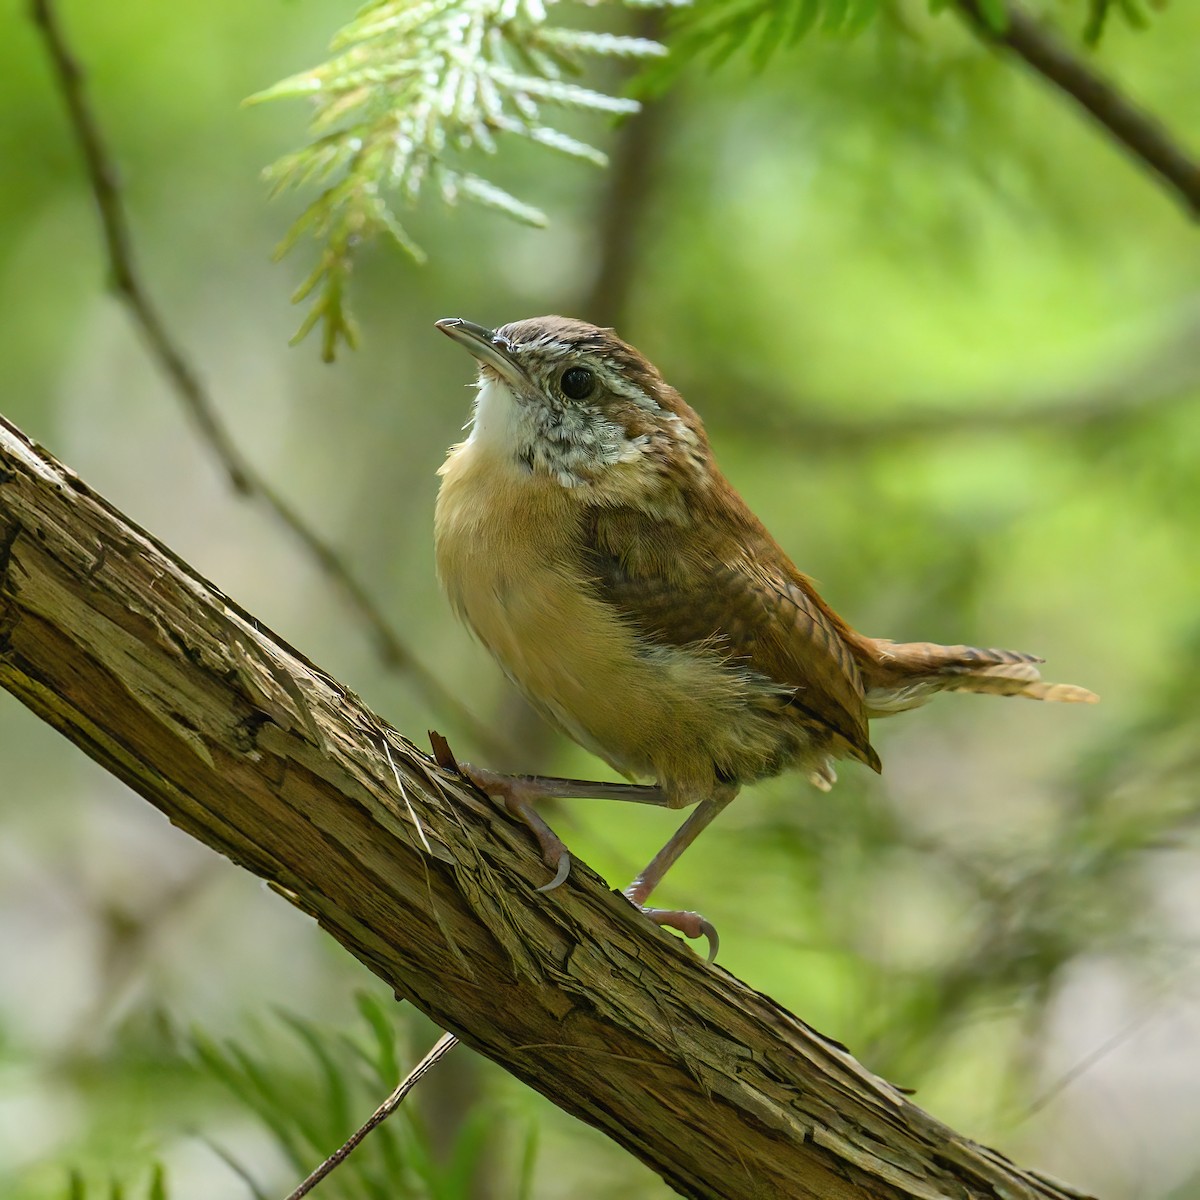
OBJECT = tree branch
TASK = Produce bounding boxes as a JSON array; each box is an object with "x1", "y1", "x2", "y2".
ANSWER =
[
  {"x1": 0, "y1": 411, "x2": 1093, "y2": 1200},
  {"x1": 28, "y1": 0, "x2": 511, "y2": 763},
  {"x1": 956, "y1": 0, "x2": 1200, "y2": 218},
  {"x1": 690, "y1": 298, "x2": 1200, "y2": 453}
]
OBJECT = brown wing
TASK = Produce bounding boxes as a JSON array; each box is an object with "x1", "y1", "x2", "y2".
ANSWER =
[{"x1": 579, "y1": 501, "x2": 878, "y2": 769}]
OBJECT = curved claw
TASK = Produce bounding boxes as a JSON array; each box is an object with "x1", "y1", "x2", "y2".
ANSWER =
[
  {"x1": 460, "y1": 762, "x2": 572, "y2": 895},
  {"x1": 537, "y1": 851, "x2": 571, "y2": 893},
  {"x1": 638, "y1": 905, "x2": 720, "y2": 963}
]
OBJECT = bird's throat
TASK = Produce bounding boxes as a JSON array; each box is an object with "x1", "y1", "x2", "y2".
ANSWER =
[{"x1": 461, "y1": 376, "x2": 648, "y2": 490}]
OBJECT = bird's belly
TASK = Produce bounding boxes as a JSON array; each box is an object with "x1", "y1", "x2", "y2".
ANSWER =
[
  {"x1": 439, "y1": 525, "x2": 690, "y2": 776},
  {"x1": 435, "y1": 460, "x2": 804, "y2": 797}
]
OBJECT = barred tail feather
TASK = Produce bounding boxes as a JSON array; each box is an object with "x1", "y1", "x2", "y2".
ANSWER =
[
  {"x1": 938, "y1": 660, "x2": 1099, "y2": 703},
  {"x1": 861, "y1": 639, "x2": 1098, "y2": 714}
]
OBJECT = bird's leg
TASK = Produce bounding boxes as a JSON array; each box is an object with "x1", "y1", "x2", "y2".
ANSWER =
[
  {"x1": 624, "y1": 786, "x2": 738, "y2": 963},
  {"x1": 458, "y1": 763, "x2": 670, "y2": 893},
  {"x1": 462, "y1": 767, "x2": 672, "y2": 806}
]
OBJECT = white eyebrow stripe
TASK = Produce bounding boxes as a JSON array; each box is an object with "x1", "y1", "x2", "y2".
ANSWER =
[
  {"x1": 503, "y1": 328, "x2": 661, "y2": 412},
  {"x1": 604, "y1": 371, "x2": 659, "y2": 410}
]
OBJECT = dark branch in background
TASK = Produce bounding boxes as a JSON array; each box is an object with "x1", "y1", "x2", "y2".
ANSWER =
[
  {"x1": 694, "y1": 297, "x2": 1200, "y2": 452},
  {"x1": 585, "y1": 11, "x2": 671, "y2": 329},
  {"x1": 28, "y1": 0, "x2": 253, "y2": 491},
  {"x1": 956, "y1": 0, "x2": 1200, "y2": 218},
  {"x1": 28, "y1": 0, "x2": 512, "y2": 763},
  {"x1": 284, "y1": 1033, "x2": 458, "y2": 1200}
]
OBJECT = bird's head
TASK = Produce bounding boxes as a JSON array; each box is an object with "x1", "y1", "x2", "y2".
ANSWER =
[{"x1": 436, "y1": 315, "x2": 710, "y2": 495}]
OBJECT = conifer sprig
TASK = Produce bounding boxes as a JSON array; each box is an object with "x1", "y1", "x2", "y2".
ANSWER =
[{"x1": 251, "y1": 0, "x2": 676, "y2": 360}]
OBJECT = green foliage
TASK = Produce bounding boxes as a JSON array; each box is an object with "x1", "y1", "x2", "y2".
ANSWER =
[
  {"x1": 656, "y1": 0, "x2": 882, "y2": 75},
  {"x1": 1083, "y1": 0, "x2": 1154, "y2": 45},
  {"x1": 189, "y1": 994, "x2": 508, "y2": 1199},
  {"x1": 658, "y1": 0, "x2": 1164, "y2": 69},
  {"x1": 62, "y1": 1165, "x2": 168, "y2": 1200},
  {"x1": 252, "y1": 0, "x2": 1176, "y2": 360},
  {"x1": 253, "y1": 0, "x2": 672, "y2": 360}
]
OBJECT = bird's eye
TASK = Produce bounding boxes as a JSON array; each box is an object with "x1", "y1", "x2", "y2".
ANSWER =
[{"x1": 560, "y1": 366, "x2": 595, "y2": 401}]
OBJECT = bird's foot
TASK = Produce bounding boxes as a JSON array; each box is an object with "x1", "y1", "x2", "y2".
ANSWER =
[
  {"x1": 626, "y1": 894, "x2": 720, "y2": 963},
  {"x1": 459, "y1": 763, "x2": 572, "y2": 893}
]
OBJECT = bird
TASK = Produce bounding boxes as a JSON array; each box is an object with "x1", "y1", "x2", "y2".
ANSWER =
[{"x1": 433, "y1": 314, "x2": 1097, "y2": 959}]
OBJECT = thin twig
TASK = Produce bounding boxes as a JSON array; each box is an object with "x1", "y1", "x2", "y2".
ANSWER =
[
  {"x1": 28, "y1": 0, "x2": 512, "y2": 763},
  {"x1": 283, "y1": 1032, "x2": 459, "y2": 1200},
  {"x1": 1016, "y1": 961, "x2": 1200, "y2": 1124},
  {"x1": 1020, "y1": 1002, "x2": 1161, "y2": 1121},
  {"x1": 956, "y1": 0, "x2": 1200, "y2": 218}
]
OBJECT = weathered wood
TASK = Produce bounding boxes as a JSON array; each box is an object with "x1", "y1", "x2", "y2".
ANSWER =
[{"x1": 0, "y1": 413, "x2": 1092, "y2": 1200}]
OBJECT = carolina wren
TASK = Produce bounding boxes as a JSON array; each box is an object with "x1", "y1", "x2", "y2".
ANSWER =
[{"x1": 434, "y1": 315, "x2": 1096, "y2": 958}]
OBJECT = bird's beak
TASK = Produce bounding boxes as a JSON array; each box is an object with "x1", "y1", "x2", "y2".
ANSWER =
[{"x1": 435, "y1": 318, "x2": 528, "y2": 390}]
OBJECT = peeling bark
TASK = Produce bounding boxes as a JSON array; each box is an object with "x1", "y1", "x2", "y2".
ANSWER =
[{"x1": 0, "y1": 414, "x2": 1092, "y2": 1200}]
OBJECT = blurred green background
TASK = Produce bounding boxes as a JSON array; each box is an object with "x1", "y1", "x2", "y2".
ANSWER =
[{"x1": 2, "y1": 0, "x2": 1200, "y2": 1197}]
